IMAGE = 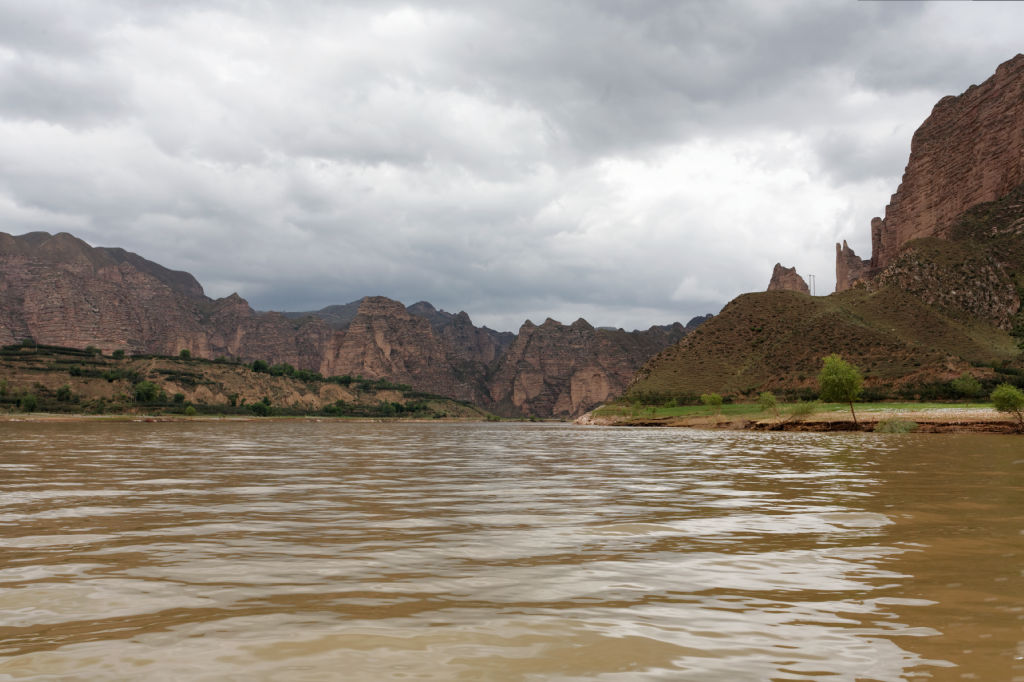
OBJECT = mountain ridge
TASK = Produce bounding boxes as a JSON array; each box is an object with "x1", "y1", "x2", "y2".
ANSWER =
[{"x1": 0, "y1": 230, "x2": 706, "y2": 416}]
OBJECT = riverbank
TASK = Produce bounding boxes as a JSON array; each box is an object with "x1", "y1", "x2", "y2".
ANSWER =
[
  {"x1": 0, "y1": 413, "x2": 493, "y2": 424},
  {"x1": 577, "y1": 406, "x2": 1022, "y2": 433}
]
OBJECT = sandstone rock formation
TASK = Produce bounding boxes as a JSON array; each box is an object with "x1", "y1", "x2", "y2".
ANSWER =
[
  {"x1": 766, "y1": 263, "x2": 809, "y2": 294},
  {"x1": 837, "y1": 53, "x2": 1024, "y2": 291},
  {"x1": 487, "y1": 318, "x2": 689, "y2": 417},
  {"x1": 0, "y1": 230, "x2": 702, "y2": 416}
]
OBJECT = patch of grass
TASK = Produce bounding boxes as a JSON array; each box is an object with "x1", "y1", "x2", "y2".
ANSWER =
[{"x1": 874, "y1": 419, "x2": 918, "y2": 434}]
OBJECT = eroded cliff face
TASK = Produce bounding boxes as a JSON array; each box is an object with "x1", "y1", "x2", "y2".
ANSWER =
[
  {"x1": 766, "y1": 263, "x2": 809, "y2": 294},
  {"x1": 0, "y1": 231, "x2": 696, "y2": 416},
  {"x1": 837, "y1": 54, "x2": 1024, "y2": 291},
  {"x1": 487, "y1": 318, "x2": 689, "y2": 417},
  {"x1": 0, "y1": 232, "x2": 211, "y2": 352}
]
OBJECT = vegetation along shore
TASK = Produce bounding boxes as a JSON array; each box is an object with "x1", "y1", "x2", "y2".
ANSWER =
[{"x1": 0, "y1": 341, "x2": 492, "y2": 421}]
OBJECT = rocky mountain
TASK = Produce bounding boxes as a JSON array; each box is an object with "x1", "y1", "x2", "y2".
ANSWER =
[
  {"x1": 630, "y1": 55, "x2": 1024, "y2": 402},
  {"x1": 0, "y1": 231, "x2": 701, "y2": 416},
  {"x1": 488, "y1": 318, "x2": 689, "y2": 416},
  {"x1": 837, "y1": 53, "x2": 1024, "y2": 291}
]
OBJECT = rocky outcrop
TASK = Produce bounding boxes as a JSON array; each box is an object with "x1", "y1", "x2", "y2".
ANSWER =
[
  {"x1": 0, "y1": 230, "x2": 698, "y2": 416},
  {"x1": 766, "y1": 263, "x2": 809, "y2": 294},
  {"x1": 834, "y1": 240, "x2": 872, "y2": 292},
  {"x1": 837, "y1": 54, "x2": 1024, "y2": 291},
  {"x1": 487, "y1": 318, "x2": 690, "y2": 417}
]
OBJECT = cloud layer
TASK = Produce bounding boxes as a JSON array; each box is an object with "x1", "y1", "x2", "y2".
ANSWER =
[{"x1": 1, "y1": 1, "x2": 1022, "y2": 331}]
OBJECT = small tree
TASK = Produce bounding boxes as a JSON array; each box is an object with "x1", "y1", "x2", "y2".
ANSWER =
[
  {"x1": 991, "y1": 383, "x2": 1024, "y2": 431},
  {"x1": 950, "y1": 372, "x2": 983, "y2": 403},
  {"x1": 700, "y1": 392, "x2": 723, "y2": 414},
  {"x1": 112, "y1": 349, "x2": 125, "y2": 360},
  {"x1": 56, "y1": 385, "x2": 72, "y2": 402},
  {"x1": 179, "y1": 349, "x2": 191, "y2": 360},
  {"x1": 818, "y1": 354, "x2": 863, "y2": 426},
  {"x1": 19, "y1": 394, "x2": 38, "y2": 412},
  {"x1": 133, "y1": 380, "x2": 160, "y2": 403},
  {"x1": 251, "y1": 359, "x2": 269, "y2": 373},
  {"x1": 758, "y1": 391, "x2": 778, "y2": 417}
]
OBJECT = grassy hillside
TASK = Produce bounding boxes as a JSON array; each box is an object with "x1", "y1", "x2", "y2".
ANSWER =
[
  {"x1": 0, "y1": 342, "x2": 490, "y2": 419},
  {"x1": 627, "y1": 191, "x2": 1024, "y2": 405}
]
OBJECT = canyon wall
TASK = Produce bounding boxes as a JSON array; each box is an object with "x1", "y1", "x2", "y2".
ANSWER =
[
  {"x1": 0, "y1": 231, "x2": 700, "y2": 416},
  {"x1": 837, "y1": 53, "x2": 1024, "y2": 291}
]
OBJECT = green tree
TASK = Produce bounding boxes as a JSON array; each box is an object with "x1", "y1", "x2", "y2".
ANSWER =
[
  {"x1": 991, "y1": 383, "x2": 1024, "y2": 431},
  {"x1": 950, "y1": 372, "x2": 983, "y2": 403},
  {"x1": 700, "y1": 393, "x2": 723, "y2": 414},
  {"x1": 249, "y1": 400, "x2": 270, "y2": 417},
  {"x1": 758, "y1": 391, "x2": 778, "y2": 415},
  {"x1": 179, "y1": 349, "x2": 191, "y2": 360},
  {"x1": 112, "y1": 349, "x2": 125, "y2": 360},
  {"x1": 183, "y1": 405, "x2": 197, "y2": 416},
  {"x1": 251, "y1": 359, "x2": 269, "y2": 373},
  {"x1": 56, "y1": 385, "x2": 72, "y2": 402},
  {"x1": 818, "y1": 354, "x2": 863, "y2": 426},
  {"x1": 133, "y1": 380, "x2": 160, "y2": 403},
  {"x1": 19, "y1": 394, "x2": 38, "y2": 412}
]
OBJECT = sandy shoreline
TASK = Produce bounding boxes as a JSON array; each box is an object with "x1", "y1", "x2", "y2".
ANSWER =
[{"x1": 577, "y1": 407, "x2": 1023, "y2": 434}]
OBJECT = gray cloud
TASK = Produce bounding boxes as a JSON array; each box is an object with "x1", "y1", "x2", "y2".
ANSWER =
[{"x1": 0, "y1": 1, "x2": 1022, "y2": 331}]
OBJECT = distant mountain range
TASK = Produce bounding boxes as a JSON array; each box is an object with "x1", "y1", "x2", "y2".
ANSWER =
[{"x1": 0, "y1": 230, "x2": 709, "y2": 416}]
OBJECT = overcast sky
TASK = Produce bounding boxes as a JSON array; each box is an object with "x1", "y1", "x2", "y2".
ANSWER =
[{"x1": 1, "y1": 1, "x2": 1022, "y2": 331}]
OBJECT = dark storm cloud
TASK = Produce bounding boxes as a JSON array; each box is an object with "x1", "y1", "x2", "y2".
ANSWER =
[{"x1": 0, "y1": 1, "x2": 1022, "y2": 330}]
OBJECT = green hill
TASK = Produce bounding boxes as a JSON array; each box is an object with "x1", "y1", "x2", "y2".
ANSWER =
[{"x1": 627, "y1": 187, "x2": 1024, "y2": 404}]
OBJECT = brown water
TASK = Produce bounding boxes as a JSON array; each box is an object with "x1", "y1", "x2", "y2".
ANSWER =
[{"x1": 0, "y1": 422, "x2": 1021, "y2": 681}]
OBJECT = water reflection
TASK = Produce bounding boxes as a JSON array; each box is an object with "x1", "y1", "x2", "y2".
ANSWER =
[{"x1": 0, "y1": 423, "x2": 1021, "y2": 680}]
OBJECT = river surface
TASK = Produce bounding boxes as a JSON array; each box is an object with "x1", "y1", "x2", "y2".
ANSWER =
[{"x1": 0, "y1": 422, "x2": 1021, "y2": 681}]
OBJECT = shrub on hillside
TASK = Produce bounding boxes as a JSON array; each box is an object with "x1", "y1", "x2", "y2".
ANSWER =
[
  {"x1": 133, "y1": 381, "x2": 160, "y2": 403},
  {"x1": 950, "y1": 372, "x2": 983, "y2": 402}
]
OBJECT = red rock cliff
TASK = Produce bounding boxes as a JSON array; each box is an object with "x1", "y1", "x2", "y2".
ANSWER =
[{"x1": 837, "y1": 54, "x2": 1024, "y2": 291}]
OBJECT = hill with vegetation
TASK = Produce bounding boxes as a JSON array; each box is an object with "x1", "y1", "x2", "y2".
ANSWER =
[
  {"x1": 628, "y1": 184, "x2": 1024, "y2": 404},
  {"x1": 627, "y1": 54, "x2": 1024, "y2": 407},
  {"x1": 0, "y1": 342, "x2": 489, "y2": 419}
]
